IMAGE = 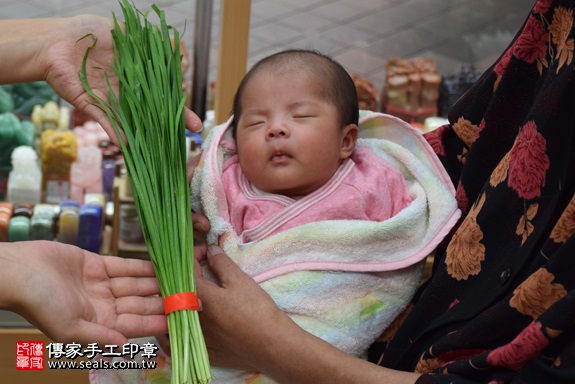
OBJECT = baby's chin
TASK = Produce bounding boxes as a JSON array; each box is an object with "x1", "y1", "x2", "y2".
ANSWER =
[{"x1": 261, "y1": 184, "x2": 320, "y2": 200}]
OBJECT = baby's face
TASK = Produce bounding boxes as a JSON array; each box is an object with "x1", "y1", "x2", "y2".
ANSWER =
[{"x1": 235, "y1": 69, "x2": 347, "y2": 199}]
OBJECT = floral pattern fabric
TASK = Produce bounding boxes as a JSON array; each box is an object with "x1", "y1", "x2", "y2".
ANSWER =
[{"x1": 369, "y1": 1, "x2": 575, "y2": 382}]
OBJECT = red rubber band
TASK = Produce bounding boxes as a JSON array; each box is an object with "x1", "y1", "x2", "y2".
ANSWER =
[{"x1": 163, "y1": 292, "x2": 199, "y2": 315}]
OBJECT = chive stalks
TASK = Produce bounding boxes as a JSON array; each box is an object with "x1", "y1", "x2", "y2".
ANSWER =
[{"x1": 80, "y1": 1, "x2": 210, "y2": 383}]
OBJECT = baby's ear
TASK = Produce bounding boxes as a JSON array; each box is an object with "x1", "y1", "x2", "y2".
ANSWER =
[{"x1": 340, "y1": 124, "x2": 358, "y2": 159}]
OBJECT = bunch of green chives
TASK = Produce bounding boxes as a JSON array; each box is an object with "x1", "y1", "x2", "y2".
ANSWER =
[{"x1": 80, "y1": 1, "x2": 210, "y2": 383}]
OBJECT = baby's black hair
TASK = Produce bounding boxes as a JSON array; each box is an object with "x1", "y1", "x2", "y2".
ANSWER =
[{"x1": 230, "y1": 49, "x2": 359, "y2": 136}]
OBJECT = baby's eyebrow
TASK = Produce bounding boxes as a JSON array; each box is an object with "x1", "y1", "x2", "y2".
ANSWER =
[
  {"x1": 289, "y1": 101, "x2": 317, "y2": 109},
  {"x1": 242, "y1": 108, "x2": 267, "y2": 116},
  {"x1": 241, "y1": 100, "x2": 320, "y2": 116}
]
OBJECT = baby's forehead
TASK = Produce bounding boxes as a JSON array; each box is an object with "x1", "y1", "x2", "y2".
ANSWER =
[
  {"x1": 256, "y1": 61, "x2": 321, "y2": 79},
  {"x1": 250, "y1": 64, "x2": 328, "y2": 93}
]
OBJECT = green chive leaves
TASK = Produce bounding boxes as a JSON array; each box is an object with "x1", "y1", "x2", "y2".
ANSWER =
[{"x1": 80, "y1": 1, "x2": 210, "y2": 383}]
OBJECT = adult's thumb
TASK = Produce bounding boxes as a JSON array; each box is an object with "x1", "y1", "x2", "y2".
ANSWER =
[{"x1": 206, "y1": 245, "x2": 241, "y2": 285}]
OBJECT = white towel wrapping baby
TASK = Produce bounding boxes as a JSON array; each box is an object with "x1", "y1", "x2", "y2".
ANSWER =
[
  {"x1": 90, "y1": 111, "x2": 461, "y2": 384},
  {"x1": 189, "y1": 110, "x2": 461, "y2": 383}
]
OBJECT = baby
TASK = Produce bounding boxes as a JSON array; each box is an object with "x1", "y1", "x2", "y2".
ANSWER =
[
  {"x1": 94, "y1": 49, "x2": 460, "y2": 384},
  {"x1": 222, "y1": 49, "x2": 412, "y2": 243},
  {"x1": 189, "y1": 49, "x2": 460, "y2": 383}
]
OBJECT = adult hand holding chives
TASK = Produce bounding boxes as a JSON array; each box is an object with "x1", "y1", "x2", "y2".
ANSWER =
[
  {"x1": 0, "y1": 14, "x2": 203, "y2": 146},
  {"x1": 0, "y1": 15, "x2": 118, "y2": 143}
]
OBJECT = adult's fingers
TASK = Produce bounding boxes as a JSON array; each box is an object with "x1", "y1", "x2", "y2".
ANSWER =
[
  {"x1": 110, "y1": 276, "x2": 161, "y2": 298},
  {"x1": 79, "y1": 103, "x2": 124, "y2": 147},
  {"x1": 114, "y1": 296, "x2": 165, "y2": 316},
  {"x1": 63, "y1": 321, "x2": 129, "y2": 347},
  {"x1": 192, "y1": 212, "x2": 210, "y2": 233},
  {"x1": 103, "y1": 256, "x2": 157, "y2": 278},
  {"x1": 185, "y1": 108, "x2": 203, "y2": 132},
  {"x1": 114, "y1": 314, "x2": 168, "y2": 339},
  {"x1": 205, "y1": 245, "x2": 246, "y2": 287}
]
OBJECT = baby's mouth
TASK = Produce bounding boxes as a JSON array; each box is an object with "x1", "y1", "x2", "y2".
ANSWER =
[{"x1": 270, "y1": 150, "x2": 292, "y2": 162}]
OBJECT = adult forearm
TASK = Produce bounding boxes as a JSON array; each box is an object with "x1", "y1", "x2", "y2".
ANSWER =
[
  {"x1": 0, "y1": 18, "x2": 64, "y2": 84},
  {"x1": 0, "y1": 244, "x2": 25, "y2": 311},
  {"x1": 258, "y1": 313, "x2": 420, "y2": 384}
]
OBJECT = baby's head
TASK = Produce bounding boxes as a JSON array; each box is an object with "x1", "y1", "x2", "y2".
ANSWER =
[
  {"x1": 231, "y1": 49, "x2": 359, "y2": 199},
  {"x1": 232, "y1": 50, "x2": 359, "y2": 137}
]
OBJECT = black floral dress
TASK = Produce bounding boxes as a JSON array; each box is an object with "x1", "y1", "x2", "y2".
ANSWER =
[{"x1": 369, "y1": 0, "x2": 575, "y2": 382}]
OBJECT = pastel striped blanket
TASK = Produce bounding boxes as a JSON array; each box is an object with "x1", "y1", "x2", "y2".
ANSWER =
[{"x1": 91, "y1": 111, "x2": 461, "y2": 384}]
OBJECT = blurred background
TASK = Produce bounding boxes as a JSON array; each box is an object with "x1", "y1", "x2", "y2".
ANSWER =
[{"x1": 1, "y1": 0, "x2": 533, "y2": 98}]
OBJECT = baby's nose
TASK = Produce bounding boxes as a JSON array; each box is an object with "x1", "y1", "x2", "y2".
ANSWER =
[{"x1": 266, "y1": 124, "x2": 288, "y2": 139}]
